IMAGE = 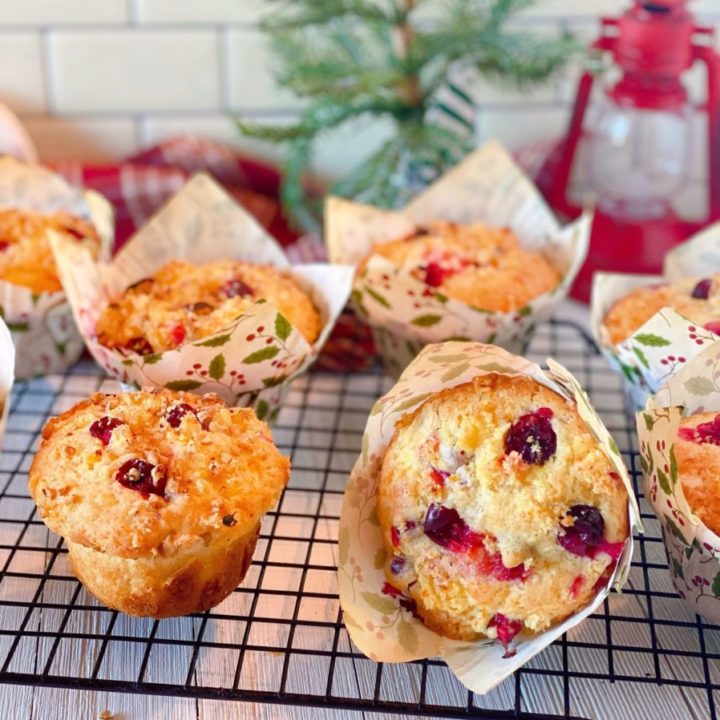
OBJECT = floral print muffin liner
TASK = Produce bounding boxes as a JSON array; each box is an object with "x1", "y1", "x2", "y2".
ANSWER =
[
  {"x1": 0, "y1": 158, "x2": 114, "y2": 378},
  {"x1": 338, "y1": 341, "x2": 640, "y2": 694},
  {"x1": 636, "y1": 336, "x2": 720, "y2": 623},
  {"x1": 52, "y1": 172, "x2": 354, "y2": 419},
  {"x1": 0, "y1": 317, "x2": 15, "y2": 444},
  {"x1": 325, "y1": 141, "x2": 591, "y2": 377}
]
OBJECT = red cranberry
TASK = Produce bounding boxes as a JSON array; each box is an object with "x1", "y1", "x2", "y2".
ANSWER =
[
  {"x1": 558, "y1": 505, "x2": 604, "y2": 557},
  {"x1": 185, "y1": 301, "x2": 214, "y2": 315},
  {"x1": 705, "y1": 321, "x2": 720, "y2": 336},
  {"x1": 170, "y1": 323, "x2": 186, "y2": 347},
  {"x1": 165, "y1": 403, "x2": 197, "y2": 428},
  {"x1": 0, "y1": 240, "x2": 9, "y2": 252},
  {"x1": 89, "y1": 416, "x2": 124, "y2": 446},
  {"x1": 390, "y1": 526, "x2": 400, "y2": 548},
  {"x1": 488, "y1": 613, "x2": 522, "y2": 649},
  {"x1": 116, "y1": 458, "x2": 167, "y2": 498},
  {"x1": 423, "y1": 504, "x2": 482, "y2": 552},
  {"x1": 222, "y1": 278, "x2": 253, "y2": 298},
  {"x1": 569, "y1": 575, "x2": 585, "y2": 599},
  {"x1": 423, "y1": 261, "x2": 453, "y2": 287},
  {"x1": 692, "y1": 278, "x2": 712, "y2": 299},
  {"x1": 124, "y1": 337, "x2": 155, "y2": 356},
  {"x1": 678, "y1": 415, "x2": 720, "y2": 445},
  {"x1": 430, "y1": 467, "x2": 450, "y2": 487},
  {"x1": 390, "y1": 555, "x2": 406, "y2": 574},
  {"x1": 504, "y1": 407, "x2": 556, "y2": 465},
  {"x1": 61, "y1": 225, "x2": 85, "y2": 240},
  {"x1": 381, "y1": 581, "x2": 403, "y2": 599}
]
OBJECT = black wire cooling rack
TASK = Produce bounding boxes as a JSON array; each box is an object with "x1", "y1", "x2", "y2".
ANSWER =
[{"x1": 0, "y1": 319, "x2": 717, "y2": 720}]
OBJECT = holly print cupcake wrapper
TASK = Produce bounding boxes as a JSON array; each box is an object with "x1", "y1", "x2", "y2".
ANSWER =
[
  {"x1": 0, "y1": 317, "x2": 15, "y2": 445},
  {"x1": 52, "y1": 173, "x2": 354, "y2": 415},
  {"x1": 326, "y1": 142, "x2": 591, "y2": 375},
  {"x1": 338, "y1": 341, "x2": 640, "y2": 695},
  {"x1": 0, "y1": 158, "x2": 114, "y2": 378}
]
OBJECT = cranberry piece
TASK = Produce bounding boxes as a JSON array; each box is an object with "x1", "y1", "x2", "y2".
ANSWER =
[
  {"x1": 488, "y1": 613, "x2": 522, "y2": 650},
  {"x1": 222, "y1": 278, "x2": 253, "y2": 298},
  {"x1": 504, "y1": 407, "x2": 556, "y2": 465},
  {"x1": 381, "y1": 581, "x2": 403, "y2": 599},
  {"x1": 678, "y1": 414, "x2": 720, "y2": 445},
  {"x1": 185, "y1": 301, "x2": 214, "y2": 315},
  {"x1": 705, "y1": 321, "x2": 720, "y2": 336},
  {"x1": 89, "y1": 416, "x2": 124, "y2": 446},
  {"x1": 390, "y1": 555, "x2": 406, "y2": 574},
  {"x1": 692, "y1": 278, "x2": 712, "y2": 299},
  {"x1": 170, "y1": 323, "x2": 186, "y2": 346},
  {"x1": 165, "y1": 402, "x2": 197, "y2": 428},
  {"x1": 116, "y1": 458, "x2": 167, "y2": 498},
  {"x1": 569, "y1": 575, "x2": 585, "y2": 599},
  {"x1": 486, "y1": 555, "x2": 529, "y2": 582},
  {"x1": 430, "y1": 467, "x2": 450, "y2": 487},
  {"x1": 0, "y1": 240, "x2": 9, "y2": 252},
  {"x1": 423, "y1": 261, "x2": 452, "y2": 287},
  {"x1": 124, "y1": 336, "x2": 155, "y2": 356},
  {"x1": 61, "y1": 225, "x2": 85, "y2": 240},
  {"x1": 390, "y1": 526, "x2": 400, "y2": 548},
  {"x1": 423, "y1": 504, "x2": 481, "y2": 552},
  {"x1": 558, "y1": 505, "x2": 605, "y2": 557}
]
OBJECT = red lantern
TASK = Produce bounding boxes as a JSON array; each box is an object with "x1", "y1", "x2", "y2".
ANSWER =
[{"x1": 537, "y1": 0, "x2": 720, "y2": 302}]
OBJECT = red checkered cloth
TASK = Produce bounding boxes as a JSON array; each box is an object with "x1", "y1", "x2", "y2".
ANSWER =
[{"x1": 47, "y1": 135, "x2": 376, "y2": 372}]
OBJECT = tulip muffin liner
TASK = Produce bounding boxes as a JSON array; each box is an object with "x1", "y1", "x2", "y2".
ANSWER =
[
  {"x1": 52, "y1": 172, "x2": 354, "y2": 418},
  {"x1": 325, "y1": 141, "x2": 591, "y2": 377},
  {"x1": 338, "y1": 341, "x2": 640, "y2": 695},
  {"x1": 0, "y1": 317, "x2": 15, "y2": 445},
  {"x1": 636, "y1": 340, "x2": 720, "y2": 623},
  {"x1": 0, "y1": 158, "x2": 114, "y2": 378}
]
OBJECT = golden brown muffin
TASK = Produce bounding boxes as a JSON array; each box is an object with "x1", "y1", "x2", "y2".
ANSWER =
[
  {"x1": 674, "y1": 412, "x2": 720, "y2": 535},
  {"x1": 95, "y1": 259, "x2": 321, "y2": 356},
  {"x1": 361, "y1": 221, "x2": 560, "y2": 312},
  {"x1": 29, "y1": 389, "x2": 290, "y2": 617},
  {"x1": 0, "y1": 208, "x2": 101, "y2": 293},
  {"x1": 603, "y1": 274, "x2": 720, "y2": 345},
  {"x1": 377, "y1": 374, "x2": 628, "y2": 648}
]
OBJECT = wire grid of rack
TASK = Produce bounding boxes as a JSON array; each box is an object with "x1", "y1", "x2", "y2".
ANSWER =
[{"x1": 0, "y1": 319, "x2": 717, "y2": 720}]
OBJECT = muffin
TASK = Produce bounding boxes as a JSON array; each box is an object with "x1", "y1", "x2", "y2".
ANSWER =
[
  {"x1": 377, "y1": 373, "x2": 629, "y2": 646},
  {"x1": 674, "y1": 412, "x2": 720, "y2": 535},
  {"x1": 95, "y1": 259, "x2": 322, "y2": 356},
  {"x1": 604, "y1": 274, "x2": 720, "y2": 345},
  {"x1": 361, "y1": 221, "x2": 560, "y2": 312},
  {"x1": 28, "y1": 389, "x2": 290, "y2": 617},
  {"x1": 0, "y1": 208, "x2": 101, "y2": 293}
]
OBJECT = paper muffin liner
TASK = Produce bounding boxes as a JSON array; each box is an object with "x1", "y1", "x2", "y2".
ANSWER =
[
  {"x1": 0, "y1": 317, "x2": 15, "y2": 445},
  {"x1": 338, "y1": 341, "x2": 640, "y2": 694},
  {"x1": 636, "y1": 341, "x2": 720, "y2": 622},
  {"x1": 0, "y1": 158, "x2": 114, "y2": 378},
  {"x1": 52, "y1": 172, "x2": 354, "y2": 419},
  {"x1": 325, "y1": 141, "x2": 591, "y2": 377}
]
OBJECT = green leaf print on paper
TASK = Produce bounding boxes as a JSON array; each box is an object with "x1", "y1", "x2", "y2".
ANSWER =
[
  {"x1": 243, "y1": 346, "x2": 280, "y2": 364},
  {"x1": 517, "y1": 305, "x2": 532, "y2": 317},
  {"x1": 374, "y1": 547, "x2": 387, "y2": 570},
  {"x1": 255, "y1": 399, "x2": 269, "y2": 420},
  {"x1": 121, "y1": 359, "x2": 134, "y2": 367},
  {"x1": 338, "y1": 527, "x2": 349, "y2": 566},
  {"x1": 262, "y1": 375, "x2": 288, "y2": 388},
  {"x1": 657, "y1": 468, "x2": 671, "y2": 495},
  {"x1": 367, "y1": 508, "x2": 380, "y2": 527},
  {"x1": 165, "y1": 380, "x2": 202, "y2": 391},
  {"x1": 343, "y1": 611, "x2": 361, "y2": 630},
  {"x1": 194, "y1": 333, "x2": 232, "y2": 348},
  {"x1": 643, "y1": 413, "x2": 654, "y2": 431},
  {"x1": 411, "y1": 314, "x2": 442, "y2": 327},
  {"x1": 397, "y1": 619, "x2": 419, "y2": 653},
  {"x1": 435, "y1": 293, "x2": 448, "y2": 304},
  {"x1": 393, "y1": 392, "x2": 434, "y2": 415},
  {"x1": 274, "y1": 312, "x2": 292, "y2": 341},
  {"x1": 208, "y1": 353, "x2": 226, "y2": 380},
  {"x1": 6, "y1": 322, "x2": 29, "y2": 332},
  {"x1": 360, "y1": 591, "x2": 396, "y2": 616},
  {"x1": 441, "y1": 363, "x2": 469, "y2": 383},
  {"x1": 684, "y1": 376, "x2": 715, "y2": 396},
  {"x1": 633, "y1": 346, "x2": 649, "y2": 369},
  {"x1": 672, "y1": 558, "x2": 684, "y2": 581},
  {"x1": 665, "y1": 517, "x2": 686, "y2": 543},
  {"x1": 143, "y1": 353, "x2": 162, "y2": 365},
  {"x1": 712, "y1": 571, "x2": 720, "y2": 598},
  {"x1": 478, "y1": 362, "x2": 515, "y2": 374},
  {"x1": 365, "y1": 287, "x2": 391, "y2": 309},
  {"x1": 669, "y1": 446, "x2": 678, "y2": 486},
  {"x1": 634, "y1": 333, "x2": 671, "y2": 347},
  {"x1": 427, "y1": 354, "x2": 468, "y2": 364}
]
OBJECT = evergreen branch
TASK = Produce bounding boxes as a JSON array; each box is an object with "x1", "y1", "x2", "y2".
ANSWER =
[{"x1": 260, "y1": 0, "x2": 394, "y2": 30}]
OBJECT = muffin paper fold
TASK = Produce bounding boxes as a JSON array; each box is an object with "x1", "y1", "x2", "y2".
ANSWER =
[
  {"x1": 52, "y1": 172, "x2": 354, "y2": 418},
  {"x1": 636, "y1": 339, "x2": 720, "y2": 622},
  {"x1": 325, "y1": 141, "x2": 591, "y2": 376},
  {"x1": 0, "y1": 317, "x2": 15, "y2": 444},
  {"x1": 0, "y1": 157, "x2": 114, "y2": 378},
  {"x1": 338, "y1": 341, "x2": 640, "y2": 694}
]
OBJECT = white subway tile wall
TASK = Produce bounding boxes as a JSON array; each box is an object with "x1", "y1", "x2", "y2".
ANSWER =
[{"x1": 0, "y1": 0, "x2": 717, "y2": 186}]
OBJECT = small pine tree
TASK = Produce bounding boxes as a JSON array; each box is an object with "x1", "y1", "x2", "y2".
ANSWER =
[{"x1": 238, "y1": 0, "x2": 576, "y2": 231}]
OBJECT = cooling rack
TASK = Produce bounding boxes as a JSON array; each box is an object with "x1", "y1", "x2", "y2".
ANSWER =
[{"x1": 0, "y1": 319, "x2": 717, "y2": 720}]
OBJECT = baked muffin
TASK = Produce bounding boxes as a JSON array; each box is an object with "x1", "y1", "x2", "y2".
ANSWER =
[
  {"x1": 95, "y1": 259, "x2": 321, "y2": 356},
  {"x1": 0, "y1": 208, "x2": 101, "y2": 293},
  {"x1": 361, "y1": 221, "x2": 560, "y2": 312},
  {"x1": 674, "y1": 412, "x2": 720, "y2": 535},
  {"x1": 604, "y1": 274, "x2": 720, "y2": 345},
  {"x1": 377, "y1": 374, "x2": 629, "y2": 648},
  {"x1": 28, "y1": 389, "x2": 289, "y2": 617}
]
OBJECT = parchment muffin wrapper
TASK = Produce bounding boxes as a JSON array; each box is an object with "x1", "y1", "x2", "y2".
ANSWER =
[
  {"x1": 325, "y1": 141, "x2": 591, "y2": 377},
  {"x1": 52, "y1": 172, "x2": 354, "y2": 419},
  {"x1": 338, "y1": 341, "x2": 640, "y2": 694},
  {"x1": 0, "y1": 317, "x2": 15, "y2": 445},
  {"x1": 636, "y1": 339, "x2": 720, "y2": 623},
  {"x1": 0, "y1": 158, "x2": 114, "y2": 378}
]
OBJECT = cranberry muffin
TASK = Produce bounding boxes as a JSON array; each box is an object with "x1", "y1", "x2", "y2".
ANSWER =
[
  {"x1": 95, "y1": 259, "x2": 321, "y2": 356},
  {"x1": 674, "y1": 412, "x2": 720, "y2": 535},
  {"x1": 29, "y1": 389, "x2": 290, "y2": 617},
  {"x1": 0, "y1": 208, "x2": 101, "y2": 294},
  {"x1": 377, "y1": 374, "x2": 629, "y2": 648},
  {"x1": 604, "y1": 274, "x2": 720, "y2": 345},
  {"x1": 361, "y1": 221, "x2": 560, "y2": 313}
]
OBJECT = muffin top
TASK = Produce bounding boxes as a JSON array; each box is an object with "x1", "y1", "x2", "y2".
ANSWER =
[
  {"x1": 603, "y1": 274, "x2": 720, "y2": 345},
  {"x1": 29, "y1": 389, "x2": 290, "y2": 559},
  {"x1": 675, "y1": 412, "x2": 720, "y2": 536},
  {"x1": 0, "y1": 208, "x2": 101, "y2": 293},
  {"x1": 362, "y1": 221, "x2": 561, "y2": 313},
  {"x1": 377, "y1": 373, "x2": 628, "y2": 642},
  {"x1": 96, "y1": 259, "x2": 322, "y2": 356}
]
